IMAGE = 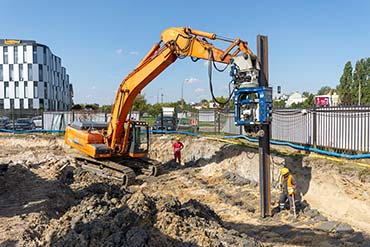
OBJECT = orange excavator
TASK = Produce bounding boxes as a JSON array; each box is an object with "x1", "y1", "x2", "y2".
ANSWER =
[{"x1": 64, "y1": 27, "x2": 260, "y2": 186}]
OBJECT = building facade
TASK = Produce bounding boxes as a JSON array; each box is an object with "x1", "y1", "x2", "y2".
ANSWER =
[{"x1": 0, "y1": 39, "x2": 73, "y2": 117}]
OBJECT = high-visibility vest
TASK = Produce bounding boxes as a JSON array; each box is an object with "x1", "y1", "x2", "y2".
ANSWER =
[{"x1": 281, "y1": 174, "x2": 295, "y2": 195}]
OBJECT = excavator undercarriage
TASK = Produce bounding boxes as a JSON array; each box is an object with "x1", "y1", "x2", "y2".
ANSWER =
[{"x1": 66, "y1": 120, "x2": 161, "y2": 187}]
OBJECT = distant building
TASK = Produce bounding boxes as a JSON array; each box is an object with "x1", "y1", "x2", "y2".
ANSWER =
[
  {"x1": 0, "y1": 39, "x2": 73, "y2": 117},
  {"x1": 285, "y1": 92, "x2": 306, "y2": 107},
  {"x1": 315, "y1": 93, "x2": 339, "y2": 107}
]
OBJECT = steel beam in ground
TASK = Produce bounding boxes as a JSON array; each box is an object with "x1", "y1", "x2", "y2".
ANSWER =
[{"x1": 257, "y1": 35, "x2": 271, "y2": 218}]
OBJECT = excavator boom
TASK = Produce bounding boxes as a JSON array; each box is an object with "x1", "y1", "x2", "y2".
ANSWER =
[
  {"x1": 106, "y1": 27, "x2": 257, "y2": 154},
  {"x1": 64, "y1": 26, "x2": 260, "y2": 185}
]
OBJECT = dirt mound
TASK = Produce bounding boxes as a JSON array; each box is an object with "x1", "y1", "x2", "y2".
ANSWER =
[
  {"x1": 33, "y1": 187, "x2": 261, "y2": 247},
  {"x1": 1, "y1": 134, "x2": 370, "y2": 247}
]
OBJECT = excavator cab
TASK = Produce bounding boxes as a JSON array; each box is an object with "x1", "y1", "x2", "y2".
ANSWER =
[{"x1": 127, "y1": 121, "x2": 149, "y2": 158}]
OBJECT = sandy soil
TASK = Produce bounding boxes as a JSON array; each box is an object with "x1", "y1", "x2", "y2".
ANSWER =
[{"x1": 0, "y1": 133, "x2": 369, "y2": 246}]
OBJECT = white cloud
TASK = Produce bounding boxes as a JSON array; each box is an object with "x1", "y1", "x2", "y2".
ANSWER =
[
  {"x1": 86, "y1": 94, "x2": 93, "y2": 99},
  {"x1": 185, "y1": 77, "x2": 202, "y2": 84},
  {"x1": 129, "y1": 51, "x2": 139, "y2": 55},
  {"x1": 91, "y1": 86, "x2": 96, "y2": 90},
  {"x1": 194, "y1": 88, "x2": 205, "y2": 93},
  {"x1": 197, "y1": 94, "x2": 208, "y2": 100},
  {"x1": 115, "y1": 48, "x2": 123, "y2": 54}
]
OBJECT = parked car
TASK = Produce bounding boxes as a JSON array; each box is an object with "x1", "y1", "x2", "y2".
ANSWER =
[
  {"x1": 152, "y1": 116, "x2": 177, "y2": 131},
  {"x1": 0, "y1": 117, "x2": 10, "y2": 129},
  {"x1": 31, "y1": 116, "x2": 42, "y2": 129},
  {"x1": 13, "y1": 118, "x2": 35, "y2": 130},
  {"x1": 5, "y1": 120, "x2": 14, "y2": 130}
]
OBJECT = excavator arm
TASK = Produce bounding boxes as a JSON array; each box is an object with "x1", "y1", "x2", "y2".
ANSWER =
[
  {"x1": 107, "y1": 27, "x2": 259, "y2": 154},
  {"x1": 65, "y1": 26, "x2": 260, "y2": 160}
]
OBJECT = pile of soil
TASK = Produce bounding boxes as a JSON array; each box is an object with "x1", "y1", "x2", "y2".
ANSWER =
[
  {"x1": 32, "y1": 184, "x2": 261, "y2": 247},
  {"x1": 0, "y1": 134, "x2": 369, "y2": 247}
]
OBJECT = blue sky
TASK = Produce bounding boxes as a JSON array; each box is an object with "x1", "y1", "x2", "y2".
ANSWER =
[{"x1": 2, "y1": 0, "x2": 370, "y2": 105}]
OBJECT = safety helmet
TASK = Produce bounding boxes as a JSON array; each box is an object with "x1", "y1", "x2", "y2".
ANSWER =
[
  {"x1": 176, "y1": 137, "x2": 181, "y2": 141},
  {"x1": 281, "y1": 167, "x2": 289, "y2": 176}
]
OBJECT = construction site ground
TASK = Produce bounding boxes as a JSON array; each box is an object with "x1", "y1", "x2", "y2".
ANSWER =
[{"x1": 0, "y1": 133, "x2": 369, "y2": 247}]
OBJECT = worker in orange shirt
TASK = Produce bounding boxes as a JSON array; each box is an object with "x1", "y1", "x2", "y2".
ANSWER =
[
  {"x1": 279, "y1": 167, "x2": 297, "y2": 215},
  {"x1": 173, "y1": 137, "x2": 184, "y2": 164}
]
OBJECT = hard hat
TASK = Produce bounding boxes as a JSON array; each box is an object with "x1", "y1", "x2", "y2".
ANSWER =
[
  {"x1": 281, "y1": 167, "x2": 289, "y2": 176},
  {"x1": 176, "y1": 137, "x2": 181, "y2": 141}
]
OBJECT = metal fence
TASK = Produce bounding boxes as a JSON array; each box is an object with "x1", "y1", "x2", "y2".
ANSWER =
[
  {"x1": 39, "y1": 106, "x2": 370, "y2": 153},
  {"x1": 42, "y1": 111, "x2": 140, "y2": 130},
  {"x1": 270, "y1": 106, "x2": 370, "y2": 152},
  {"x1": 220, "y1": 106, "x2": 370, "y2": 153}
]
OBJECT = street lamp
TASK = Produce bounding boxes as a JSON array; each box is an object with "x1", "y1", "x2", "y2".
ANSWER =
[
  {"x1": 181, "y1": 79, "x2": 189, "y2": 109},
  {"x1": 157, "y1": 88, "x2": 163, "y2": 104}
]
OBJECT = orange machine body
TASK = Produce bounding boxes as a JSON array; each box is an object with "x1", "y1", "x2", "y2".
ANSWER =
[{"x1": 65, "y1": 27, "x2": 255, "y2": 160}]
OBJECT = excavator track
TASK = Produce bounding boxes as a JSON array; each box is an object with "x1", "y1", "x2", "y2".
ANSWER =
[
  {"x1": 114, "y1": 157, "x2": 162, "y2": 177},
  {"x1": 142, "y1": 161, "x2": 162, "y2": 177},
  {"x1": 75, "y1": 156, "x2": 136, "y2": 188}
]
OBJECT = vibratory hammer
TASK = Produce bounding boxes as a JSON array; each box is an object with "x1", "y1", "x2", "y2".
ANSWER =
[{"x1": 229, "y1": 53, "x2": 272, "y2": 134}]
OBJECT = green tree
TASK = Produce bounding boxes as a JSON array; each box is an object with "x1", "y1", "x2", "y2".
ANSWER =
[
  {"x1": 84, "y1": 104, "x2": 99, "y2": 110},
  {"x1": 353, "y1": 58, "x2": 370, "y2": 105},
  {"x1": 337, "y1": 61, "x2": 353, "y2": 104},
  {"x1": 302, "y1": 91, "x2": 310, "y2": 98},
  {"x1": 100, "y1": 105, "x2": 112, "y2": 112},
  {"x1": 303, "y1": 93, "x2": 315, "y2": 108},
  {"x1": 132, "y1": 94, "x2": 148, "y2": 116},
  {"x1": 317, "y1": 86, "x2": 332, "y2": 95},
  {"x1": 147, "y1": 103, "x2": 163, "y2": 117},
  {"x1": 273, "y1": 100, "x2": 286, "y2": 108},
  {"x1": 72, "y1": 104, "x2": 83, "y2": 110}
]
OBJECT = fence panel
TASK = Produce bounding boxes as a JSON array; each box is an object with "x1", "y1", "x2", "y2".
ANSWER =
[{"x1": 272, "y1": 106, "x2": 370, "y2": 152}]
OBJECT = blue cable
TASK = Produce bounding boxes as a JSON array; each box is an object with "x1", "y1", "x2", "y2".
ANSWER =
[
  {"x1": 151, "y1": 130, "x2": 370, "y2": 159},
  {"x1": 2, "y1": 128, "x2": 368, "y2": 159},
  {"x1": 0, "y1": 128, "x2": 65, "y2": 134}
]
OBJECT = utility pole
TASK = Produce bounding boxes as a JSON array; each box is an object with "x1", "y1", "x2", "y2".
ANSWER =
[
  {"x1": 181, "y1": 79, "x2": 187, "y2": 110},
  {"x1": 257, "y1": 35, "x2": 271, "y2": 218}
]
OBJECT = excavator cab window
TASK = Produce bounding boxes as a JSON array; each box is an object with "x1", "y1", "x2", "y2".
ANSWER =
[{"x1": 128, "y1": 122, "x2": 149, "y2": 157}]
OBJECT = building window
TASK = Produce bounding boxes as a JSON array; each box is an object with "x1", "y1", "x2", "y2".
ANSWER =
[
  {"x1": 44, "y1": 82, "x2": 48, "y2": 99},
  {"x1": 0, "y1": 65, "x2": 3, "y2": 81},
  {"x1": 39, "y1": 99, "x2": 44, "y2": 110},
  {"x1": 46, "y1": 66, "x2": 49, "y2": 82},
  {"x1": 28, "y1": 64, "x2": 33, "y2": 80},
  {"x1": 23, "y1": 45, "x2": 27, "y2": 63},
  {"x1": 4, "y1": 82, "x2": 9, "y2": 98},
  {"x1": 3, "y1": 47, "x2": 8, "y2": 64},
  {"x1": 39, "y1": 64, "x2": 43, "y2": 81},
  {"x1": 29, "y1": 99, "x2": 33, "y2": 109},
  {"x1": 24, "y1": 81, "x2": 28, "y2": 98},
  {"x1": 43, "y1": 47, "x2": 47, "y2": 65},
  {"x1": 34, "y1": 81, "x2": 38, "y2": 98},
  {"x1": 14, "y1": 46, "x2": 18, "y2": 64},
  {"x1": 0, "y1": 99, "x2": 3, "y2": 110},
  {"x1": 19, "y1": 64, "x2": 23, "y2": 81},
  {"x1": 20, "y1": 99, "x2": 24, "y2": 110},
  {"x1": 15, "y1": 81, "x2": 19, "y2": 98},
  {"x1": 33, "y1": 45, "x2": 37, "y2": 63},
  {"x1": 9, "y1": 64, "x2": 14, "y2": 81}
]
